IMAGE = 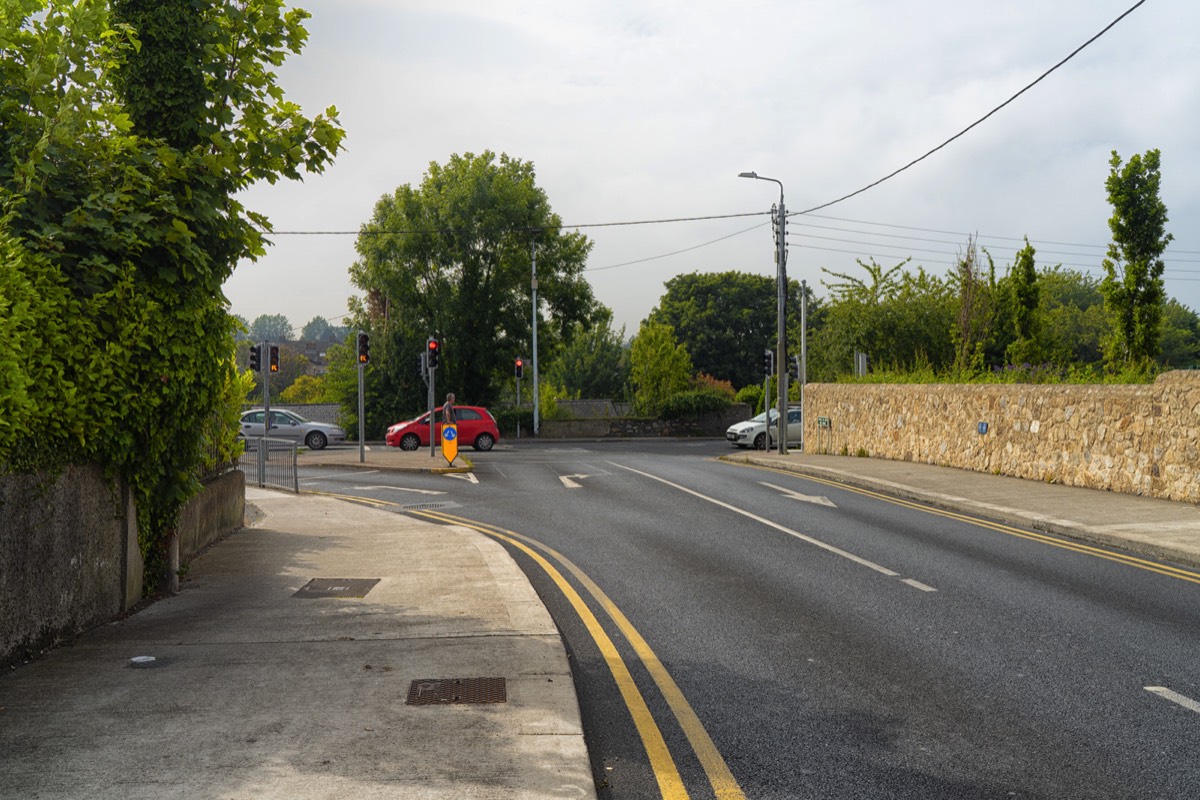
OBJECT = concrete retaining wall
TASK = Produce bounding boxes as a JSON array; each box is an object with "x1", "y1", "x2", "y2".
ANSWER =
[
  {"x1": 1, "y1": 467, "x2": 245, "y2": 667},
  {"x1": 803, "y1": 370, "x2": 1200, "y2": 502},
  {"x1": 177, "y1": 470, "x2": 245, "y2": 565},
  {"x1": 0, "y1": 466, "x2": 138, "y2": 666}
]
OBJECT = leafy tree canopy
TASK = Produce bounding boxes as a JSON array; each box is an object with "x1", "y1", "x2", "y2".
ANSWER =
[
  {"x1": 249, "y1": 313, "x2": 294, "y2": 342},
  {"x1": 546, "y1": 307, "x2": 629, "y2": 401},
  {"x1": 629, "y1": 321, "x2": 692, "y2": 416},
  {"x1": 0, "y1": 0, "x2": 343, "y2": 587},
  {"x1": 647, "y1": 271, "x2": 780, "y2": 390},
  {"x1": 1100, "y1": 148, "x2": 1173, "y2": 367},
  {"x1": 348, "y1": 151, "x2": 597, "y2": 406}
]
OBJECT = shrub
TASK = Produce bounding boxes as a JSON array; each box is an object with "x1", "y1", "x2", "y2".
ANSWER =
[
  {"x1": 659, "y1": 389, "x2": 733, "y2": 420},
  {"x1": 735, "y1": 385, "x2": 764, "y2": 414}
]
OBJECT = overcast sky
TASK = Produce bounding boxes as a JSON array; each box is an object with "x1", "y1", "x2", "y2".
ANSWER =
[{"x1": 223, "y1": 0, "x2": 1199, "y2": 338}]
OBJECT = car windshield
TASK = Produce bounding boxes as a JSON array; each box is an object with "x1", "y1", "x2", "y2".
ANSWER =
[{"x1": 750, "y1": 410, "x2": 779, "y2": 423}]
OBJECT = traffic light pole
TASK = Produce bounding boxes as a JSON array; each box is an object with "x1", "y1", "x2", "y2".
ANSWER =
[
  {"x1": 775, "y1": 197, "x2": 788, "y2": 455},
  {"x1": 357, "y1": 360, "x2": 365, "y2": 463},
  {"x1": 262, "y1": 340, "x2": 271, "y2": 437}
]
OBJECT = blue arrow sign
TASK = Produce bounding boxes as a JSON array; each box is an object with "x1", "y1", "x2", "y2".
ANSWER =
[{"x1": 442, "y1": 427, "x2": 457, "y2": 441}]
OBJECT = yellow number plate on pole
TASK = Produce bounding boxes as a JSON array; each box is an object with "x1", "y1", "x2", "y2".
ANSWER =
[{"x1": 441, "y1": 423, "x2": 459, "y2": 465}]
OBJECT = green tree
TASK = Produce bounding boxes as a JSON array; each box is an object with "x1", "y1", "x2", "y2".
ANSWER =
[
  {"x1": 996, "y1": 238, "x2": 1042, "y2": 366},
  {"x1": 1036, "y1": 267, "x2": 1108, "y2": 367},
  {"x1": 1100, "y1": 149, "x2": 1173, "y2": 367},
  {"x1": 301, "y1": 315, "x2": 346, "y2": 342},
  {"x1": 647, "y1": 271, "x2": 779, "y2": 389},
  {"x1": 0, "y1": 0, "x2": 343, "y2": 586},
  {"x1": 349, "y1": 151, "x2": 597, "y2": 406},
  {"x1": 546, "y1": 308, "x2": 629, "y2": 401},
  {"x1": 808, "y1": 258, "x2": 953, "y2": 380},
  {"x1": 629, "y1": 321, "x2": 692, "y2": 416},
  {"x1": 1159, "y1": 299, "x2": 1200, "y2": 369},
  {"x1": 250, "y1": 313, "x2": 295, "y2": 342},
  {"x1": 279, "y1": 374, "x2": 330, "y2": 404},
  {"x1": 951, "y1": 236, "x2": 993, "y2": 376}
]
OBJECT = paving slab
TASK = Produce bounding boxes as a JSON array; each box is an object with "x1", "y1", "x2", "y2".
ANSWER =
[{"x1": 0, "y1": 489, "x2": 595, "y2": 800}]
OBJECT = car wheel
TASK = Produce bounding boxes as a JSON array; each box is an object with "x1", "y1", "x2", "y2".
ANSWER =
[
  {"x1": 474, "y1": 432, "x2": 495, "y2": 452},
  {"x1": 305, "y1": 431, "x2": 328, "y2": 450},
  {"x1": 753, "y1": 432, "x2": 766, "y2": 450},
  {"x1": 400, "y1": 433, "x2": 420, "y2": 451}
]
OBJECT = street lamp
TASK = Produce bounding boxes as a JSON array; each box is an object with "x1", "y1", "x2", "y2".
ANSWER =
[{"x1": 739, "y1": 171, "x2": 789, "y2": 455}]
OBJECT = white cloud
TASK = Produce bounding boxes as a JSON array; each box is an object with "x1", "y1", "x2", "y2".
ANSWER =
[{"x1": 226, "y1": 0, "x2": 1200, "y2": 335}]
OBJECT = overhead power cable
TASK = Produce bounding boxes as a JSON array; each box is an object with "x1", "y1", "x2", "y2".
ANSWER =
[
  {"x1": 267, "y1": 210, "x2": 767, "y2": 237},
  {"x1": 794, "y1": 0, "x2": 1148, "y2": 216},
  {"x1": 586, "y1": 220, "x2": 771, "y2": 272}
]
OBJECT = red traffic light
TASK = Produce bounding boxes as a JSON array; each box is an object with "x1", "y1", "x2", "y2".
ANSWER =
[
  {"x1": 514, "y1": 357, "x2": 524, "y2": 378},
  {"x1": 426, "y1": 337, "x2": 440, "y2": 368}
]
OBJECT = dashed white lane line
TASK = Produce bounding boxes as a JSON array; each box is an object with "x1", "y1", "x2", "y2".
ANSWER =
[
  {"x1": 612, "y1": 462, "x2": 939, "y2": 593},
  {"x1": 1145, "y1": 686, "x2": 1200, "y2": 714},
  {"x1": 901, "y1": 578, "x2": 938, "y2": 592}
]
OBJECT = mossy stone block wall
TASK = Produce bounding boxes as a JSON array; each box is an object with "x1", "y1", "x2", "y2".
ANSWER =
[{"x1": 803, "y1": 371, "x2": 1200, "y2": 502}]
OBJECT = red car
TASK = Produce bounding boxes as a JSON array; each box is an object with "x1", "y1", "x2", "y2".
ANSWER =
[{"x1": 385, "y1": 405, "x2": 500, "y2": 452}]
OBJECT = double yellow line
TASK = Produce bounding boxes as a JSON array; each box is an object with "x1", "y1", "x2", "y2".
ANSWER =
[
  {"x1": 316, "y1": 489, "x2": 743, "y2": 799},
  {"x1": 731, "y1": 463, "x2": 1200, "y2": 586},
  {"x1": 413, "y1": 508, "x2": 745, "y2": 800}
]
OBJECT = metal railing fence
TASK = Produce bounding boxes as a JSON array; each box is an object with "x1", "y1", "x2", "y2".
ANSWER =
[{"x1": 238, "y1": 437, "x2": 299, "y2": 493}]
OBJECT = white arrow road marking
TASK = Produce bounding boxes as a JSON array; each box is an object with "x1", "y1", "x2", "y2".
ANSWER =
[
  {"x1": 447, "y1": 472, "x2": 479, "y2": 484},
  {"x1": 1145, "y1": 686, "x2": 1200, "y2": 714},
  {"x1": 759, "y1": 481, "x2": 837, "y2": 507},
  {"x1": 559, "y1": 473, "x2": 591, "y2": 489},
  {"x1": 353, "y1": 485, "x2": 446, "y2": 496},
  {"x1": 613, "y1": 462, "x2": 938, "y2": 592}
]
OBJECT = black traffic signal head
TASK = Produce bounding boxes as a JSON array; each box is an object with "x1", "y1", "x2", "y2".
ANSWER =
[
  {"x1": 269, "y1": 345, "x2": 280, "y2": 373},
  {"x1": 763, "y1": 349, "x2": 774, "y2": 376},
  {"x1": 248, "y1": 344, "x2": 261, "y2": 372},
  {"x1": 515, "y1": 357, "x2": 524, "y2": 378},
  {"x1": 357, "y1": 332, "x2": 370, "y2": 364},
  {"x1": 426, "y1": 337, "x2": 440, "y2": 369}
]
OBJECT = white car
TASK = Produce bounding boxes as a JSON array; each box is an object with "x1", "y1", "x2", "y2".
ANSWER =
[
  {"x1": 726, "y1": 407, "x2": 802, "y2": 449},
  {"x1": 239, "y1": 409, "x2": 346, "y2": 450}
]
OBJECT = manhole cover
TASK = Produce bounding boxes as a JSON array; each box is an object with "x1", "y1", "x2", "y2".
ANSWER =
[
  {"x1": 406, "y1": 677, "x2": 507, "y2": 705},
  {"x1": 293, "y1": 578, "x2": 380, "y2": 598}
]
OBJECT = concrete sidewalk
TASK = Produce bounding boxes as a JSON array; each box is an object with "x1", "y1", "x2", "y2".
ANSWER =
[
  {"x1": 725, "y1": 451, "x2": 1200, "y2": 570},
  {"x1": 0, "y1": 488, "x2": 595, "y2": 800}
]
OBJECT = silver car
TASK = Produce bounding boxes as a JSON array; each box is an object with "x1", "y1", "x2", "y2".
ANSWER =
[
  {"x1": 725, "y1": 406, "x2": 802, "y2": 449},
  {"x1": 239, "y1": 409, "x2": 346, "y2": 450}
]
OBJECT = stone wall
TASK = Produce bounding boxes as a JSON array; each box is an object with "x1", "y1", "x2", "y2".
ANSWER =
[
  {"x1": 803, "y1": 371, "x2": 1200, "y2": 502},
  {"x1": 539, "y1": 405, "x2": 751, "y2": 439}
]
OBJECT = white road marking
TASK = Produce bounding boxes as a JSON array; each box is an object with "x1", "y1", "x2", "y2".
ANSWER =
[
  {"x1": 353, "y1": 485, "x2": 445, "y2": 496},
  {"x1": 447, "y1": 472, "x2": 479, "y2": 484},
  {"x1": 559, "y1": 474, "x2": 591, "y2": 489},
  {"x1": 902, "y1": 578, "x2": 938, "y2": 592},
  {"x1": 759, "y1": 481, "x2": 837, "y2": 507},
  {"x1": 611, "y1": 463, "x2": 900, "y2": 577},
  {"x1": 1145, "y1": 686, "x2": 1200, "y2": 714}
]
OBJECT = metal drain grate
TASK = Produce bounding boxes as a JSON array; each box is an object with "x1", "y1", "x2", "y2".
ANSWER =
[
  {"x1": 293, "y1": 578, "x2": 380, "y2": 598},
  {"x1": 401, "y1": 502, "x2": 448, "y2": 511},
  {"x1": 406, "y1": 677, "x2": 507, "y2": 705}
]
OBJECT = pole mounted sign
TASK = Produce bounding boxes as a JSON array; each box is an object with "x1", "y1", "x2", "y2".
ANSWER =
[{"x1": 441, "y1": 423, "x2": 458, "y2": 465}]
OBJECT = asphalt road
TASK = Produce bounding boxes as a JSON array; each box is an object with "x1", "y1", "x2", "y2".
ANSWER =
[{"x1": 300, "y1": 440, "x2": 1200, "y2": 800}]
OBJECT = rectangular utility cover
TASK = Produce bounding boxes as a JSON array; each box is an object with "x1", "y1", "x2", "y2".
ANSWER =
[
  {"x1": 293, "y1": 578, "x2": 380, "y2": 598},
  {"x1": 406, "y1": 678, "x2": 507, "y2": 705}
]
